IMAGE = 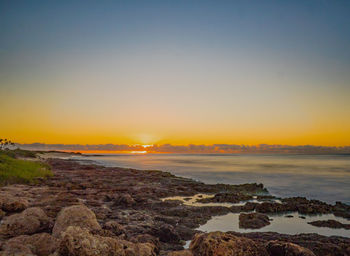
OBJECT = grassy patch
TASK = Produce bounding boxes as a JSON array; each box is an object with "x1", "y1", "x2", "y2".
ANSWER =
[
  {"x1": 1, "y1": 148, "x2": 37, "y2": 159},
  {"x1": 0, "y1": 151, "x2": 52, "y2": 185}
]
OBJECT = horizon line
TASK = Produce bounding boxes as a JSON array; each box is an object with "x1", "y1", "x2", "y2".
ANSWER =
[{"x1": 16, "y1": 143, "x2": 350, "y2": 154}]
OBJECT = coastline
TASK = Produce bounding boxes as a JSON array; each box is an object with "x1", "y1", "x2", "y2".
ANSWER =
[
  {"x1": 0, "y1": 156, "x2": 349, "y2": 255},
  {"x1": 71, "y1": 152, "x2": 350, "y2": 205}
]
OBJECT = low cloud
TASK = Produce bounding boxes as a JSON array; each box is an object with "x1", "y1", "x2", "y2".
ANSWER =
[{"x1": 17, "y1": 143, "x2": 350, "y2": 154}]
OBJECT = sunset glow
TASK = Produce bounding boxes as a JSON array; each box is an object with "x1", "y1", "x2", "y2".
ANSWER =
[{"x1": 1, "y1": 1, "x2": 350, "y2": 147}]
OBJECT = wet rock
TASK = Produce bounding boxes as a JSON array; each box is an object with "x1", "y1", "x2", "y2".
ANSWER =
[
  {"x1": 229, "y1": 205, "x2": 242, "y2": 213},
  {"x1": 333, "y1": 201, "x2": 350, "y2": 219},
  {"x1": 0, "y1": 193, "x2": 28, "y2": 212},
  {"x1": 256, "y1": 202, "x2": 295, "y2": 213},
  {"x1": 0, "y1": 207, "x2": 50, "y2": 238},
  {"x1": 58, "y1": 226, "x2": 156, "y2": 256},
  {"x1": 2, "y1": 233, "x2": 58, "y2": 256},
  {"x1": 266, "y1": 240, "x2": 316, "y2": 256},
  {"x1": 52, "y1": 204, "x2": 101, "y2": 237},
  {"x1": 308, "y1": 220, "x2": 350, "y2": 229},
  {"x1": 241, "y1": 202, "x2": 258, "y2": 211},
  {"x1": 189, "y1": 231, "x2": 268, "y2": 256},
  {"x1": 239, "y1": 213, "x2": 271, "y2": 229},
  {"x1": 257, "y1": 195, "x2": 276, "y2": 200},
  {"x1": 282, "y1": 197, "x2": 333, "y2": 215}
]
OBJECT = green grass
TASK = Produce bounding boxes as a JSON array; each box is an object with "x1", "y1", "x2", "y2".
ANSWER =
[
  {"x1": 0, "y1": 151, "x2": 52, "y2": 185},
  {"x1": 1, "y1": 148, "x2": 37, "y2": 159}
]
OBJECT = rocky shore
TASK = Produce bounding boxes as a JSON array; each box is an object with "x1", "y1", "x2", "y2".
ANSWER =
[{"x1": 0, "y1": 158, "x2": 349, "y2": 255}]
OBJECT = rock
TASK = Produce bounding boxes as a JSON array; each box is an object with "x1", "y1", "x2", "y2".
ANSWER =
[
  {"x1": 266, "y1": 240, "x2": 316, "y2": 256},
  {"x1": 189, "y1": 231, "x2": 268, "y2": 256},
  {"x1": 282, "y1": 197, "x2": 333, "y2": 214},
  {"x1": 58, "y1": 226, "x2": 156, "y2": 256},
  {"x1": 104, "y1": 220, "x2": 126, "y2": 235},
  {"x1": 241, "y1": 202, "x2": 258, "y2": 211},
  {"x1": 0, "y1": 209, "x2": 5, "y2": 220},
  {"x1": 150, "y1": 223, "x2": 181, "y2": 243},
  {"x1": 308, "y1": 219, "x2": 350, "y2": 229},
  {"x1": 0, "y1": 243, "x2": 35, "y2": 256},
  {"x1": 285, "y1": 215, "x2": 294, "y2": 218},
  {"x1": 239, "y1": 213, "x2": 271, "y2": 229},
  {"x1": 120, "y1": 239, "x2": 157, "y2": 256},
  {"x1": 167, "y1": 250, "x2": 193, "y2": 256},
  {"x1": 227, "y1": 231, "x2": 350, "y2": 256},
  {"x1": 2, "y1": 233, "x2": 58, "y2": 256},
  {"x1": 130, "y1": 234, "x2": 160, "y2": 254},
  {"x1": 256, "y1": 202, "x2": 295, "y2": 213},
  {"x1": 0, "y1": 207, "x2": 50, "y2": 238},
  {"x1": 333, "y1": 201, "x2": 350, "y2": 219},
  {"x1": 52, "y1": 204, "x2": 101, "y2": 237},
  {"x1": 114, "y1": 193, "x2": 136, "y2": 207},
  {"x1": 0, "y1": 193, "x2": 28, "y2": 212}
]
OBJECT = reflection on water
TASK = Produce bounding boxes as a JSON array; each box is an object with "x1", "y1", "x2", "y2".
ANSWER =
[
  {"x1": 74, "y1": 153, "x2": 350, "y2": 204},
  {"x1": 197, "y1": 212, "x2": 350, "y2": 238},
  {"x1": 161, "y1": 194, "x2": 281, "y2": 207}
]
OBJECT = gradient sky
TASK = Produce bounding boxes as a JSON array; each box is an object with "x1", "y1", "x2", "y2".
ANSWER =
[{"x1": 1, "y1": 0, "x2": 350, "y2": 146}]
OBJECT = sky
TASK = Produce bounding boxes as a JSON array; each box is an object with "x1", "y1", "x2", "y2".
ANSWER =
[{"x1": 1, "y1": 0, "x2": 350, "y2": 147}]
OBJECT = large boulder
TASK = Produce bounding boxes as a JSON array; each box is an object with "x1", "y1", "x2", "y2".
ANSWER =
[
  {"x1": 266, "y1": 240, "x2": 316, "y2": 256},
  {"x1": 58, "y1": 226, "x2": 156, "y2": 256},
  {"x1": 0, "y1": 207, "x2": 50, "y2": 238},
  {"x1": 189, "y1": 232, "x2": 268, "y2": 256},
  {"x1": 1, "y1": 233, "x2": 58, "y2": 256},
  {"x1": 0, "y1": 193, "x2": 28, "y2": 212},
  {"x1": 52, "y1": 204, "x2": 101, "y2": 237},
  {"x1": 239, "y1": 212, "x2": 270, "y2": 229}
]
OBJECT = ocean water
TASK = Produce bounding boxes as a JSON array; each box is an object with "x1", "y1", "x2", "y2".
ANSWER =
[
  {"x1": 73, "y1": 154, "x2": 350, "y2": 205},
  {"x1": 197, "y1": 212, "x2": 350, "y2": 238}
]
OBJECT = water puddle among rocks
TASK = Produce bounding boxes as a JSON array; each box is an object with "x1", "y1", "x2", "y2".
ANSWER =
[
  {"x1": 183, "y1": 212, "x2": 350, "y2": 249},
  {"x1": 161, "y1": 194, "x2": 281, "y2": 208},
  {"x1": 198, "y1": 212, "x2": 350, "y2": 237}
]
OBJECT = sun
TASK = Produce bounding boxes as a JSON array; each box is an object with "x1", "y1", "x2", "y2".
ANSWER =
[{"x1": 130, "y1": 151, "x2": 147, "y2": 154}]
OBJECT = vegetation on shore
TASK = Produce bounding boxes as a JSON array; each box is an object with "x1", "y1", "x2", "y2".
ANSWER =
[{"x1": 0, "y1": 149, "x2": 52, "y2": 185}]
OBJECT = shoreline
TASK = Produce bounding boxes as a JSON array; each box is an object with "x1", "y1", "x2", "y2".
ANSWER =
[
  {"x1": 71, "y1": 152, "x2": 350, "y2": 205},
  {"x1": 0, "y1": 157, "x2": 349, "y2": 255}
]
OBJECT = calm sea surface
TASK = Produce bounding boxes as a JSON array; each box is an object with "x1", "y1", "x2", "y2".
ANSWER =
[{"x1": 74, "y1": 154, "x2": 350, "y2": 205}]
